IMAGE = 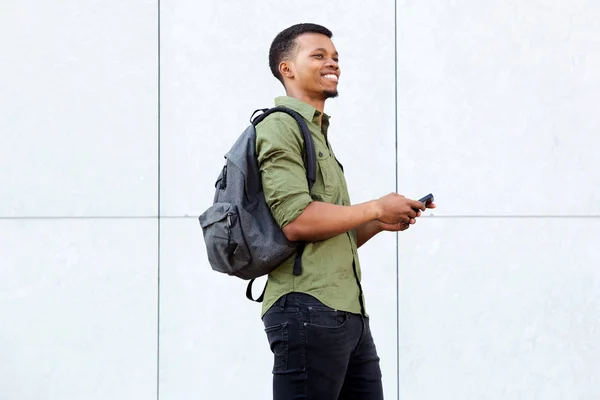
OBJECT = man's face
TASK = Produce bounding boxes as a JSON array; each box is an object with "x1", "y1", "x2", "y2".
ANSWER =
[{"x1": 286, "y1": 33, "x2": 341, "y2": 99}]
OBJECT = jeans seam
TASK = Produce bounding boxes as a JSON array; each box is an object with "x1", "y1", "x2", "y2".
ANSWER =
[
  {"x1": 296, "y1": 308, "x2": 308, "y2": 399},
  {"x1": 282, "y1": 321, "x2": 289, "y2": 371}
]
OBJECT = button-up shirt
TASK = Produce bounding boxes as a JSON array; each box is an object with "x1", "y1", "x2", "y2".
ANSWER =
[{"x1": 255, "y1": 96, "x2": 366, "y2": 317}]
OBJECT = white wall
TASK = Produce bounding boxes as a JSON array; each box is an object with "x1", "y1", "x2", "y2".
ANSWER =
[
  {"x1": 396, "y1": 2, "x2": 600, "y2": 398},
  {"x1": 1, "y1": 1, "x2": 159, "y2": 399},
  {"x1": 1, "y1": 1, "x2": 598, "y2": 399}
]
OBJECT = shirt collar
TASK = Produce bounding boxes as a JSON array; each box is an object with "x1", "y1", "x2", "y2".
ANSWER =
[{"x1": 274, "y1": 96, "x2": 331, "y2": 124}]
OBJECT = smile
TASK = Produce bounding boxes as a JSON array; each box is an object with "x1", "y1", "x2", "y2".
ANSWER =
[{"x1": 322, "y1": 74, "x2": 338, "y2": 83}]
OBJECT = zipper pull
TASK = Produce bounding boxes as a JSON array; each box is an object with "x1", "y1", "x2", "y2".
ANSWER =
[
  {"x1": 220, "y1": 165, "x2": 228, "y2": 189},
  {"x1": 226, "y1": 213, "x2": 235, "y2": 253}
]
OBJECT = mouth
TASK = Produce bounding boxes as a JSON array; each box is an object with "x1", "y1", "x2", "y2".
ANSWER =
[{"x1": 322, "y1": 73, "x2": 339, "y2": 83}]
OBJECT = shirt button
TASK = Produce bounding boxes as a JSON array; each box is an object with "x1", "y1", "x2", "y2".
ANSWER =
[{"x1": 318, "y1": 151, "x2": 323, "y2": 157}]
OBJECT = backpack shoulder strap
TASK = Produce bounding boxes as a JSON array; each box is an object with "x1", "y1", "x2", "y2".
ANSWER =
[
  {"x1": 251, "y1": 106, "x2": 317, "y2": 191},
  {"x1": 245, "y1": 106, "x2": 316, "y2": 302}
]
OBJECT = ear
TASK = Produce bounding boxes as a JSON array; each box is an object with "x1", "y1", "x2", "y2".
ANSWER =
[{"x1": 279, "y1": 61, "x2": 294, "y2": 79}]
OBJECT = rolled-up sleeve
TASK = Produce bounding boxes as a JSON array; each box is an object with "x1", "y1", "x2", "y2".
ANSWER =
[{"x1": 256, "y1": 118, "x2": 313, "y2": 228}]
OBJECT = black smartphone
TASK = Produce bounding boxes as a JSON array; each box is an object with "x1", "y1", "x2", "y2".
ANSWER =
[{"x1": 418, "y1": 193, "x2": 434, "y2": 206}]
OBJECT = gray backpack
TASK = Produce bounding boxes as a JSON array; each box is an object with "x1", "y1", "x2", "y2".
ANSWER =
[{"x1": 198, "y1": 107, "x2": 316, "y2": 302}]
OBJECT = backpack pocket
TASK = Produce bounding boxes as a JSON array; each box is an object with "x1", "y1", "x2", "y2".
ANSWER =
[{"x1": 199, "y1": 202, "x2": 251, "y2": 275}]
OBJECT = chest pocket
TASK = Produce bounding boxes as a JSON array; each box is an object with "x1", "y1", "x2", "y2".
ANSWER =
[{"x1": 311, "y1": 147, "x2": 341, "y2": 198}]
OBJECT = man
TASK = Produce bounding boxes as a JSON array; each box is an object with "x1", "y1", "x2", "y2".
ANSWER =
[{"x1": 255, "y1": 23, "x2": 435, "y2": 399}]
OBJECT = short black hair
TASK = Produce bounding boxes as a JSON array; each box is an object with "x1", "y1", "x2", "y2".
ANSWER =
[{"x1": 269, "y1": 23, "x2": 333, "y2": 85}]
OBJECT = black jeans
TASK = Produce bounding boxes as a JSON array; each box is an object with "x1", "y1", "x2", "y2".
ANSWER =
[{"x1": 262, "y1": 292, "x2": 384, "y2": 400}]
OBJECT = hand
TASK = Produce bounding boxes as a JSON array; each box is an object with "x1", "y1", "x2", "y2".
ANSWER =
[
  {"x1": 375, "y1": 193, "x2": 425, "y2": 225},
  {"x1": 377, "y1": 216, "x2": 418, "y2": 232},
  {"x1": 378, "y1": 199, "x2": 436, "y2": 232},
  {"x1": 424, "y1": 201, "x2": 437, "y2": 210}
]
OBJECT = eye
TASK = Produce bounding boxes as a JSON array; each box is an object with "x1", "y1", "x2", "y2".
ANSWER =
[
  {"x1": 313, "y1": 54, "x2": 324, "y2": 59},
  {"x1": 333, "y1": 58, "x2": 339, "y2": 63}
]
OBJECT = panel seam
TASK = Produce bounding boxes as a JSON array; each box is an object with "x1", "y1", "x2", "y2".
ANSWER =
[
  {"x1": 157, "y1": 0, "x2": 162, "y2": 399},
  {"x1": 394, "y1": 1, "x2": 400, "y2": 399}
]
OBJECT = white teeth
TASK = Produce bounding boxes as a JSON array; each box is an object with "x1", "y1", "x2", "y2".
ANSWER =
[{"x1": 323, "y1": 74, "x2": 338, "y2": 82}]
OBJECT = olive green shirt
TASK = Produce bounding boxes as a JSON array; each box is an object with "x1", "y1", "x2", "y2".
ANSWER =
[{"x1": 255, "y1": 96, "x2": 366, "y2": 317}]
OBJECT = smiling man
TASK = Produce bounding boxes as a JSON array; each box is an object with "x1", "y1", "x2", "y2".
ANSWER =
[{"x1": 256, "y1": 23, "x2": 433, "y2": 399}]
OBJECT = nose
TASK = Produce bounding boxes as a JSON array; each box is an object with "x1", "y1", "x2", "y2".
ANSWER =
[{"x1": 326, "y1": 57, "x2": 339, "y2": 70}]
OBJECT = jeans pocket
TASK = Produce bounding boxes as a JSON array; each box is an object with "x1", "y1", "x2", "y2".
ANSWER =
[
  {"x1": 264, "y1": 322, "x2": 288, "y2": 373},
  {"x1": 303, "y1": 309, "x2": 350, "y2": 363},
  {"x1": 306, "y1": 307, "x2": 348, "y2": 330}
]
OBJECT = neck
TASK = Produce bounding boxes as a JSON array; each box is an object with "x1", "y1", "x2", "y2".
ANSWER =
[{"x1": 285, "y1": 88, "x2": 326, "y2": 119}]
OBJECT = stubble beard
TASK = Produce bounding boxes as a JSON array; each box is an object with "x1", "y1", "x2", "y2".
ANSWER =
[{"x1": 324, "y1": 89, "x2": 339, "y2": 99}]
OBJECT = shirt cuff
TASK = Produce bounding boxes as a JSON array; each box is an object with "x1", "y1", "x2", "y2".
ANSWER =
[{"x1": 273, "y1": 193, "x2": 313, "y2": 228}]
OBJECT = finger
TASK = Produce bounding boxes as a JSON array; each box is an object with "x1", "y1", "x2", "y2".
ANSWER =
[
  {"x1": 395, "y1": 223, "x2": 406, "y2": 231},
  {"x1": 410, "y1": 200, "x2": 427, "y2": 211},
  {"x1": 381, "y1": 222, "x2": 404, "y2": 231},
  {"x1": 381, "y1": 222, "x2": 404, "y2": 232}
]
